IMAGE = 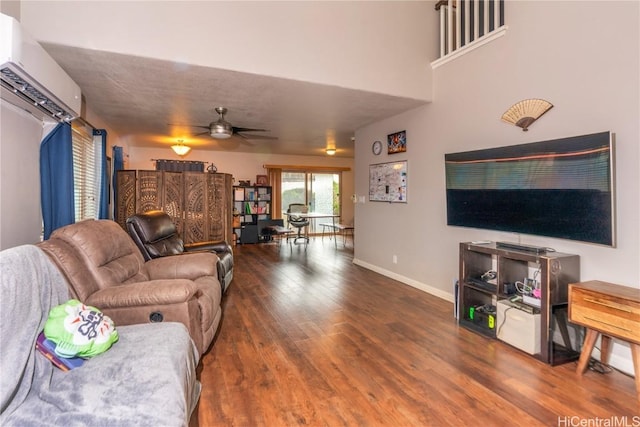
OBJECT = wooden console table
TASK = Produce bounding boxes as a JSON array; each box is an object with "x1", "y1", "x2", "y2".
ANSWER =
[{"x1": 568, "y1": 280, "x2": 640, "y2": 401}]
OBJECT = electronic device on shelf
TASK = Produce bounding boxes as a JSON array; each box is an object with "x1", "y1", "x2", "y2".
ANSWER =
[
  {"x1": 507, "y1": 297, "x2": 541, "y2": 314},
  {"x1": 496, "y1": 241, "x2": 547, "y2": 254},
  {"x1": 467, "y1": 277, "x2": 497, "y2": 292}
]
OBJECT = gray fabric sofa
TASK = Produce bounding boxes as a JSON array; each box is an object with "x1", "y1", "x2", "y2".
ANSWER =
[{"x1": 0, "y1": 245, "x2": 201, "y2": 427}]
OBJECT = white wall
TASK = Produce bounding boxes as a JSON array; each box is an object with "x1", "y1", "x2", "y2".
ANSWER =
[
  {"x1": 354, "y1": 1, "x2": 639, "y2": 373},
  {"x1": 127, "y1": 146, "x2": 355, "y2": 224},
  {"x1": 0, "y1": 102, "x2": 44, "y2": 249},
  {"x1": 21, "y1": 1, "x2": 433, "y2": 101}
]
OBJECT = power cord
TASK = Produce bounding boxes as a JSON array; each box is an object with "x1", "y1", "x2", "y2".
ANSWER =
[
  {"x1": 481, "y1": 270, "x2": 497, "y2": 281},
  {"x1": 587, "y1": 358, "x2": 613, "y2": 374},
  {"x1": 496, "y1": 306, "x2": 513, "y2": 337},
  {"x1": 573, "y1": 329, "x2": 615, "y2": 375}
]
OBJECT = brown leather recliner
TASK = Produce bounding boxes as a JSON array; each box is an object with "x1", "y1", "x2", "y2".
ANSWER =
[
  {"x1": 125, "y1": 210, "x2": 233, "y2": 293},
  {"x1": 38, "y1": 219, "x2": 221, "y2": 355}
]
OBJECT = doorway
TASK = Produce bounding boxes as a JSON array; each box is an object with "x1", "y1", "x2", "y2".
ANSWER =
[{"x1": 281, "y1": 171, "x2": 341, "y2": 232}]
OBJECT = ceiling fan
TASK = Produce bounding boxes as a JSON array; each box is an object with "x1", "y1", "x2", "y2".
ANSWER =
[{"x1": 172, "y1": 107, "x2": 277, "y2": 140}]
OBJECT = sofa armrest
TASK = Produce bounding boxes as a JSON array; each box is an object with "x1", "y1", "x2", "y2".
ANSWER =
[
  {"x1": 85, "y1": 279, "x2": 198, "y2": 308},
  {"x1": 184, "y1": 240, "x2": 232, "y2": 255},
  {"x1": 144, "y1": 252, "x2": 218, "y2": 281}
]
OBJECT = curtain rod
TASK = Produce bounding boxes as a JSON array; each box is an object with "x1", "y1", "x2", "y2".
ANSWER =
[
  {"x1": 263, "y1": 164, "x2": 351, "y2": 172},
  {"x1": 150, "y1": 159, "x2": 210, "y2": 163}
]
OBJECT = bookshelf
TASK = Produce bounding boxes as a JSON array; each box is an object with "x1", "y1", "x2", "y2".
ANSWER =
[{"x1": 233, "y1": 185, "x2": 272, "y2": 244}]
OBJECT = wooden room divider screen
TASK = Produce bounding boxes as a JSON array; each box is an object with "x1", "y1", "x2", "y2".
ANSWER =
[{"x1": 115, "y1": 170, "x2": 233, "y2": 245}]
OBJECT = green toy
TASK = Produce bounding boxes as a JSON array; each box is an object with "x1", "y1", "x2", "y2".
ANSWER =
[{"x1": 44, "y1": 299, "x2": 118, "y2": 358}]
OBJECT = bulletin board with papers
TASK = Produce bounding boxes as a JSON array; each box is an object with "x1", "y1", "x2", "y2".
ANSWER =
[{"x1": 369, "y1": 160, "x2": 408, "y2": 202}]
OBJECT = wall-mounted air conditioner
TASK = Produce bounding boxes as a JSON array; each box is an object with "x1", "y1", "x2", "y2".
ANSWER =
[{"x1": 0, "y1": 13, "x2": 81, "y2": 122}]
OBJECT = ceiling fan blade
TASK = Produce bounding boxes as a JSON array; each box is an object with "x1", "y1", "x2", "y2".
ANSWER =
[
  {"x1": 236, "y1": 133, "x2": 278, "y2": 140},
  {"x1": 232, "y1": 126, "x2": 270, "y2": 133},
  {"x1": 168, "y1": 123, "x2": 210, "y2": 129},
  {"x1": 192, "y1": 131, "x2": 210, "y2": 137}
]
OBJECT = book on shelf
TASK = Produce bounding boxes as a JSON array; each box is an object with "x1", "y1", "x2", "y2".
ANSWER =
[
  {"x1": 35, "y1": 331, "x2": 85, "y2": 371},
  {"x1": 245, "y1": 202, "x2": 260, "y2": 214}
]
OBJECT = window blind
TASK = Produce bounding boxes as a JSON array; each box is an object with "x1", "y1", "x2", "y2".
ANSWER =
[{"x1": 72, "y1": 123, "x2": 101, "y2": 221}]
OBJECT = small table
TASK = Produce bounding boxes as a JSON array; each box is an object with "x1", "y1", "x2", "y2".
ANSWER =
[{"x1": 568, "y1": 280, "x2": 640, "y2": 401}]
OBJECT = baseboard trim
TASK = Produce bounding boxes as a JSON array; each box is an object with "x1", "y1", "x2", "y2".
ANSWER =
[{"x1": 352, "y1": 257, "x2": 454, "y2": 304}]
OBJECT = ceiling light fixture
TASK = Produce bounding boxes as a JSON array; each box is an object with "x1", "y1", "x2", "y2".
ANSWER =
[
  {"x1": 209, "y1": 107, "x2": 233, "y2": 139},
  {"x1": 171, "y1": 140, "x2": 191, "y2": 156},
  {"x1": 326, "y1": 148, "x2": 336, "y2": 156}
]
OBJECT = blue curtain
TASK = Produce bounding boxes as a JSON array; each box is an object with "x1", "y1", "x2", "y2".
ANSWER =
[
  {"x1": 94, "y1": 129, "x2": 109, "y2": 219},
  {"x1": 112, "y1": 146, "x2": 124, "y2": 171},
  {"x1": 40, "y1": 123, "x2": 74, "y2": 240},
  {"x1": 112, "y1": 146, "x2": 124, "y2": 219}
]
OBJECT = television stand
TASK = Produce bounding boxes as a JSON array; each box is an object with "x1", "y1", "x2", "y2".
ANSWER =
[{"x1": 458, "y1": 241, "x2": 581, "y2": 365}]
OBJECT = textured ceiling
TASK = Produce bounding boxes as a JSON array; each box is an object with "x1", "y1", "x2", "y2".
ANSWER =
[{"x1": 43, "y1": 44, "x2": 428, "y2": 158}]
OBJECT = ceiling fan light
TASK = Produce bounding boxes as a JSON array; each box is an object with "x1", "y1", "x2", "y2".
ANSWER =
[
  {"x1": 210, "y1": 122, "x2": 233, "y2": 139},
  {"x1": 171, "y1": 144, "x2": 191, "y2": 156},
  {"x1": 326, "y1": 148, "x2": 336, "y2": 156}
]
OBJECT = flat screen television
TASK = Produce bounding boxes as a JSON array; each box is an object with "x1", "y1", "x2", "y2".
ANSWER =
[{"x1": 445, "y1": 131, "x2": 615, "y2": 246}]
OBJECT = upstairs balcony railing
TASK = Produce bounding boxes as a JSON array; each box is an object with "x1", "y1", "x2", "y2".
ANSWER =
[{"x1": 433, "y1": 0, "x2": 506, "y2": 67}]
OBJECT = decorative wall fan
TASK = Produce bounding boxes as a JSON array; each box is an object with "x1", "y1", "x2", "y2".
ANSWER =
[
  {"x1": 501, "y1": 99, "x2": 553, "y2": 131},
  {"x1": 171, "y1": 107, "x2": 277, "y2": 140}
]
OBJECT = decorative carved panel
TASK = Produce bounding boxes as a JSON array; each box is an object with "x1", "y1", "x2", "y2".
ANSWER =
[
  {"x1": 183, "y1": 172, "x2": 207, "y2": 244},
  {"x1": 136, "y1": 171, "x2": 163, "y2": 213},
  {"x1": 207, "y1": 173, "x2": 231, "y2": 242},
  {"x1": 115, "y1": 170, "x2": 232, "y2": 245},
  {"x1": 163, "y1": 172, "x2": 184, "y2": 233},
  {"x1": 115, "y1": 170, "x2": 136, "y2": 229}
]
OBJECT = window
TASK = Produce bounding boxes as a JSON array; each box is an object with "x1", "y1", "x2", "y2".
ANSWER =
[
  {"x1": 71, "y1": 123, "x2": 102, "y2": 222},
  {"x1": 282, "y1": 170, "x2": 341, "y2": 232}
]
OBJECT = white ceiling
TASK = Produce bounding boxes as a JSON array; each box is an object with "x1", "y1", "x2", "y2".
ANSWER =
[{"x1": 43, "y1": 43, "x2": 429, "y2": 158}]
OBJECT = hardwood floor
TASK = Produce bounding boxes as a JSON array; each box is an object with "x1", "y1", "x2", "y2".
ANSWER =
[{"x1": 197, "y1": 240, "x2": 638, "y2": 426}]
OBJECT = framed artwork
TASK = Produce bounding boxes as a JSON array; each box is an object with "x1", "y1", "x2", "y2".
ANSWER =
[
  {"x1": 387, "y1": 130, "x2": 407, "y2": 154},
  {"x1": 256, "y1": 175, "x2": 269, "y2": 186}
]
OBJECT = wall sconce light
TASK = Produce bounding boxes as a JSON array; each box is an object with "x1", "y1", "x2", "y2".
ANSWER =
[
  {"x1": 501, "y1": 98, "x2": 553, "y2": 131},
  {"x1": 326, "y1": 148, "x2": 336, "y2": 156},
  {"x1": 171, "y1": 140, "x2": 191, "y2": 156}
]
